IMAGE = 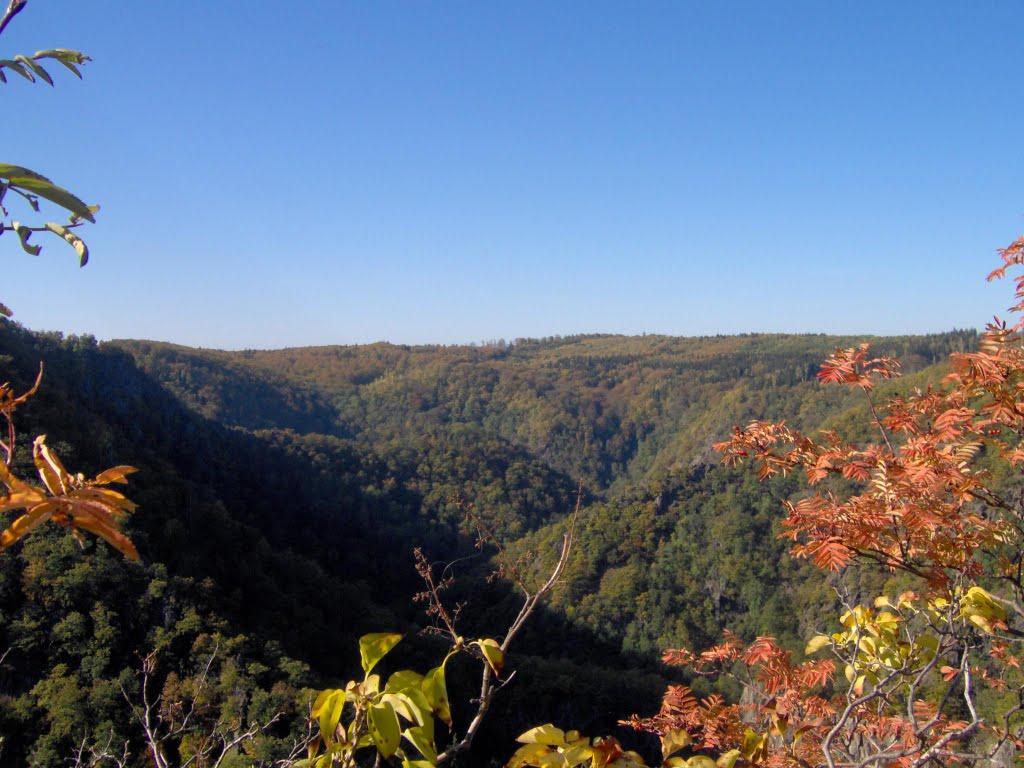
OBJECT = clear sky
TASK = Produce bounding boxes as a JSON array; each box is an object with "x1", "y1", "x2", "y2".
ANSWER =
[{"x1": 3, "y1": 1, "x2": 1023, "y2": 349}]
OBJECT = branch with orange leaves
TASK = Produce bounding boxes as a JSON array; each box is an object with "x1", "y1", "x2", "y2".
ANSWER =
[
  {"x1": 0, "y1": 362, "x2": 42, "y2": 466},
  {"x1": 0, "y1": 434, "x2": 139, "y2": 560}
]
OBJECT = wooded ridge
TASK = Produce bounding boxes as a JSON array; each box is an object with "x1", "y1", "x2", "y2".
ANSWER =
[{"x1": 0, "y1": 324, "x2": 974, "y2": 765}]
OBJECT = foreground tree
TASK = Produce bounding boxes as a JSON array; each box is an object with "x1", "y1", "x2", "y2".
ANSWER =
[
  {"x1": 512, "y1": 237, "x2": 1024, "y2": 768},
  {"x1": 0, "y1": 0, "x2": 99, "y2": 320},
  {"x1": 0, "y1": 0, "x2": 138, "y2": 561},
  {"x1": 620, "y1": 240, "x2": 1024, "y2": 767},
  {"x1": 300, "y1": 501, "x2": 580, "y2": 768}
]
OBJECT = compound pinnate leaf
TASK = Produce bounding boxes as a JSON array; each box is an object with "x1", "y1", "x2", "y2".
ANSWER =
[
  {"x1": 0, "y1": 437, "x2": 139, "y2": 559},
  {"x1": 0, "y1": 164, "x2": 95, "y2": 221},
  {"x1": 44, "y1": 222, "x2": 88, "y2": 266}
]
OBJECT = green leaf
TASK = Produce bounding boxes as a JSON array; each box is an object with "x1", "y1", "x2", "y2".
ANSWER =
[
  {"x1": 36, "y1": 48, "x2": 90, "y2": 64},
  {"x1": 11, "y1": 222, "x2": 40, "y2": 256},
  {"x1": 0, "y1": 60, "x2": 33, "y2": 82},
  {"x1": 34, "y1": 49, "x2": 89, "y2": 79},
  {"x1": 741, "y1": 730, "x2": 767, "y2": 761},
  {"x1": 359, "y1": 632, "x2": 402, "y2": 675},
  {"x1": 44, "y1": 222, "x2": 89, "y2": 266},
  {"x1": 715, "y1": 751, "x2": 741, "y2": 768},
  {"x1": 0, "y1": 165, "x2": 95, "y2": 221},
  {"x1": 54, "y1": 59, "x2": 80, "y2": 78},
  {"x1": 368, "y1": 702, "x2": 401, "y2": 758},
  {"x1": 472, "y1": 638, "x2": 505, "y2": 677},
  {"x1": 421, "y1": 666, "x2": 451, "y2": 727},
  {"x1": 16, "y1": 55, "x2": 52, "y2": 86}
]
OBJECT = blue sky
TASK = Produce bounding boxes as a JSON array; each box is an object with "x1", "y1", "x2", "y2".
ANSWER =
[{"x1": 3, "y1": 1, "x2": 1023, "y2": 349}]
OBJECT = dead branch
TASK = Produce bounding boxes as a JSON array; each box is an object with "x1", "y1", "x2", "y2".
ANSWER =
[{"x1": 435, "y1": 486, "x2": 583, "y2": 764}]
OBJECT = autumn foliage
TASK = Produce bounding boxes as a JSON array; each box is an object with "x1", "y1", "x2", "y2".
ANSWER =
[
  {"x1": 0, "y1": 364, "x2": 139, "y2": 559},
  {"x1": 612, "y1": 238, "x2": 1024, "y2": 768}
]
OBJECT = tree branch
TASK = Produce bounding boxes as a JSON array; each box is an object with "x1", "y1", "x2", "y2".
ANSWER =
[
  {"x1": 0, "y1": 0, "x2": 27, "y2": 39},
  {"x1": 435, "y1": 487, "x2": 582, "y2": 764}
]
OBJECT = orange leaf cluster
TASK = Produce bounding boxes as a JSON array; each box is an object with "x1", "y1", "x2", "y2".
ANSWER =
[
  {"x1": 711, "y1": 327, "x2": 1022, "y2": 584},
  {"x1": 0, "y1": 362, "x2": 42, "y2": 465},
  {"x1": 0, "y1": 435, "x2": 139, "y2": 560},
  {"x1": 635, "y1": 237, "x2": 1024, "y2": 766},
  {"x1": 629, "y1": 635, "x2": 835, "y2": 767}
]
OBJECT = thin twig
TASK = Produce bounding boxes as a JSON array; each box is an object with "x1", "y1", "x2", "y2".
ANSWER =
[{"x1": 435, "y1": 484, "x2": 584, "y2": 764}]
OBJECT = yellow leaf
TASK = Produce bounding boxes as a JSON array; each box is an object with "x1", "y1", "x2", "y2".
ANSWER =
[
  {"x1": 359, "y1": 632, "x2": 402, "y2": 675},
  {"x1": 311, "y1": 688, "x2": 337, "y2": 719},
  {"x1": 404, "y1": 722, "x2": 437, "y2": 762},
  {"x1": 804, "y1": 634, "x2": 831, "y2": 656},
  {"x1": 368, "y1": 702, "x2": 401, "y2": 758},
  {"x1": 473, "y1": 638, "x2": 505, "y2": 677},
  {"x1": 318, "y1": 690, "x2": 346, "y2": 746},
  {"x1": 70, "y1": 487, "x2": 137, "y2": 514},
  {"x1": 507, "y1": 742, "x2": 553, "y2": 768},
  {"x1": 661, "y1": 728, "x2": 691, "y2": 759},
  {"x1": 422, "y1": 665, "x2": 451, "y2": 727},
  {"x1": 516, "y1": 724, "x2": 567, "y2": 747}
]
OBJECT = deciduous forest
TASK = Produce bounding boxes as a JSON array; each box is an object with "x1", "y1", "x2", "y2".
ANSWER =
[
  {"x1": 4, "y1": 1, "x2": 1024, "y2": 766},
  {"x1": 0, "y1": 320, "x2": 992, "y2": 766}
]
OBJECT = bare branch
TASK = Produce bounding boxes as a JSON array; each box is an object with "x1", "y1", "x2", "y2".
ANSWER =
[{"x1": 436, "y1": 485, "x2": 583, "y2": 764}]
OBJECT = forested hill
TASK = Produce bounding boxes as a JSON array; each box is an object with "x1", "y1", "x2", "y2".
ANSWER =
[
  {"x1": 113, "y1": 331, "x2": 974, "y2": 495},
  {"x1": 0, "y1": 324, "x2": 975, "y2": 765}
]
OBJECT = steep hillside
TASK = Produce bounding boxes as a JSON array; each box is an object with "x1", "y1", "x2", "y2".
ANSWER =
[
  {"x1": 0, "y1": 324, "x2": 975, "y2": 765},
  {"x1": 113, "y1": 331, "x2": 974, "y2": 492}
]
